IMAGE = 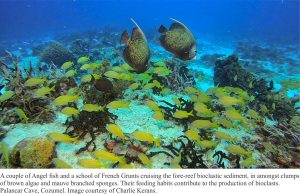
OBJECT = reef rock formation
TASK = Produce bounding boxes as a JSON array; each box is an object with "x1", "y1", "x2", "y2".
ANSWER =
[
  {"x1": 10, "y1": 137, "x2": 56, "y2": 168},
  {"x1": 40, "y1": 41, "x2": 75, "y2": 67},
  {"x1": 214, "y1": 55, "x2": 299, "y2": 122}
]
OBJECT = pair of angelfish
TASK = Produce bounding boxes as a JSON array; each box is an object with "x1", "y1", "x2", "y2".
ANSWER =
[{"x1": 120, "y1": 18, "x2": 197, "y2": 73}]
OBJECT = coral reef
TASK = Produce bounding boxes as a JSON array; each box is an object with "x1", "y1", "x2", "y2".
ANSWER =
[
  {"x1": 214, "y1": 55, "x2": 299, "y2": 121},
  {"x1": 153, "y1": 60, "x2": 195, "y2": 92},
  {"x1": 0, "y1": 27, "x2": 299, "y2": 169},
  {"x1": 10, "y1": 137, "x2": 56, "y2": 168},
  {"x1": 40, "y1": 41, "x2": 75, "y2": 67},
  {"x1": 70, "y1": 39, "x2": 91, "y2": 59}
]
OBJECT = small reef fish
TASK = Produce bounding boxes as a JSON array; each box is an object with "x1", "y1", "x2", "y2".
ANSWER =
[
  {"x1": 132, "y1": 130, "x2": 160, "y2": 147},
  {"x1": 213, "y1": 131, "x2": 237, "y2": 142},
  {"x1": 61, "y1": 107, "x2": 80, "y2": 116},
  {"x1": 107, "y1": 124, "x2": 125, "y2": 141},
  {"x1": 92, "y1": 73, "x2": 102, "y2": 79},
  {"x1": 160, "y1": 87, "x2": 171, "y2": 95},
  {"x1": 225, "y1": 109, "x2": 245, "y2": 122},
  {"x1": 53, "y1": 95, "x2": 79, "y2": 106},
  {"x1": 121, "y1": 63, "x2": 134, "y2": 71},
  {"x1": 107, "y1": 101, "x2": 130, "y2": 109},
  {"x1": 153, "y1": 61, "x2": 166, "y2": 67},
  {"x1": 247, "y1": 109, "x2": 261, "y2": 121},
  {"x1": 219, "y1": 118, "x2": 234, "y2": 129},
  {"x1": 184, "y1": 87, "x2": 198, "y2": 94},
  {"x1": 152, "y1": 111, "x2": 164, "y2": 120},
  {"x1": 80, "y1": 64, "x2": 92, "y2": 70},
  {"x1": 119, "y1": 73, "x2": 134, "y2": 81},
  {"x1": 194, "y1": 102, "x2": 215, "y2": 117},
  {"x1": 0, "y1": 90, "x2": 15, "y2": 103},
  {"x1": 240, "y1": 156, "x2": 255, "y2": 168},
  {"x1": 15, "y1": 108, "x2": 29, "y2": 123},
  {"x1": 81, "y1": 74, "x2": 92, "y2": 83},
  {"x1": 78, "y1": 159, "x2": 109, "y2": 168},
  {"x1": 65, "y1": 69, "x2": 77, "y2": 77},
  {"x1": 92, "y1": 150, "x2": 126, "y2": 164},
  {"x1": 134, "y1": 73, "x2": 152, "y2": 85},
  {"x1": 199, "y1": 140, "x2": 218, "y2": 149},
  {"x1": 145, "y1": 100, "x2": 160, "y2": 111},
  {"x1": 152, "y1": 80, "x2": 163, "y2": 89},
  {"x1": 67, "y1": 87, "x2": 79, "y2": 95},
  {"x1": 80, "y1": 63, "x2": 101, "y2": 71},
  {"x1": 218, "y1": 96, "x2": 244, "y2": 107},
  {"x1": 129, "y1": 82, "x2": 140, "y2": 90},
  {"x1": 170, "y1": 155, "x2": 182, "y2": 169},
  {"x1": 82, "y1": 104, "x2": 104, "y2": 112},
  {"x1": 112, "y1": 66, "x2": 125, "y2": 73},
  {"x1": 88, "y1": 63, "x2": 101, "y2": 70},
  {"x1": 158, "y1": 18, "x2": 197, "y2": 60},
  {"x1": 77, "y1": 56, "x2": 90, "y2": 64},
  {"x1": 142, "y1": 83, "x2": 156, "y2": 91},
  {"x1": 185, "y1": 129, "x2": 201, "y2": 144},
  {"x1": 138, "y1": 153, "x2": 152, "y2": 168},
  {"x1": 225, "y1": 145, "x2": 251, "y2": 156},
  {"x1": 24, "y1": 78, "x2": 46, "y2": 87},
  {"x1": 172, "y1": 98, "x2": 182, "y2": 108},
  {"x1": 153, "y1": 66, "x2": 171, "y2": 76},
  {"x1": 61, "y1": 61, "x2": 74, "y2": 71},
  {"x1": 47, "y1": 133, "x2": 78, "y2": 143},
  {"x1": 197, "y1": 91, "x2": 212, "y2": 103},
  {"x1": 191, "y1": 120, "x2": 218, "y2": 129},
  {"x1": 0, "y1": 142, "x2": 9, "y2": 168},
  {"x1": 52, "y1": 158, "x2": 72, "y2": 169},
  {"x1": 173, "y1": 110, "x2": 193, "y2": 119},
  {"x1": 104, "y1": 71, "x2": 120, "y2": 79},
  {"x1": 34, "y1": 86, "x2": 55, "y2": 98},
  {"x1": 120, "y1": 18, "x2": 150, "y2": 73}
]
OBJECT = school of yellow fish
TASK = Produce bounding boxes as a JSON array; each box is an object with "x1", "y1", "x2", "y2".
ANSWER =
[{"x1": 0, "y1": 55, "x2": 264, "y2": 169}]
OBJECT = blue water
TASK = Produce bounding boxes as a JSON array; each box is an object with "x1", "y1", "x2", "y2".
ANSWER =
[{"x1": 0, "y1": 0, "x2": 299, "y2": 44}]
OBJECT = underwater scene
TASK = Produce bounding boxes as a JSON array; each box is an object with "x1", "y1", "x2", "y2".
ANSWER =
[{"x1": 0, "y1": 0, "x2": 299, "y2": 169}]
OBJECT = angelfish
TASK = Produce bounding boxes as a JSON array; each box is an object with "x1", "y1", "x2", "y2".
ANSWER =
[
  {"x1": 120, "y1": 18, "x2": 151, "y2": 73},
  {"x1": 158, "y1": 18, "x2": 197, "y2": 60}
]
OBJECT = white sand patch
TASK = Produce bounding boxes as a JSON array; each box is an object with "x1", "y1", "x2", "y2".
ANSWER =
[
  {"x1": 2, "y1": 122, "x2": 66, "y2": 149},
  {"x1": 109, "y1": 100, "x2": 184, "y2": 145}
]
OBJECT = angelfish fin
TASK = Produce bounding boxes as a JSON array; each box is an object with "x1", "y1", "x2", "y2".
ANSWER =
[
  {"x1": 120, "y1": 30, "x2": 130, "y2": 45},
  {"x1": 130, "y1": 18, "x2": 147, "y2": 42},
  {"x1": 169, "y1": 22, "x2": 185, "y2": 30},
  {"x1": 131, "y1": 27, "x2": 144, "y2": 40},
  {"x1": 169, "y1": 18, "x2": 194, "y2": 37},
  {"x1": 158, "y1": 25, "x2": 168, "y2": 34}
]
